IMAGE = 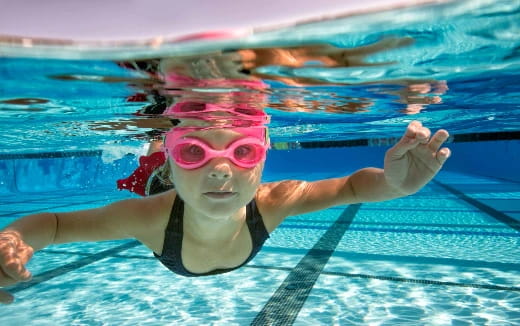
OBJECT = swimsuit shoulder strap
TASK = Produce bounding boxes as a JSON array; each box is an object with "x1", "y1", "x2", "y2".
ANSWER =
[
  {"x1": 165, "y1": 194, "x2": 184, "y2": 234},
  {"x1": 159, "y1": 194, "x2": 184, "y2": 258},
  {"x1": 245, "y1": 199, "x2": 270, "y2": 252}
]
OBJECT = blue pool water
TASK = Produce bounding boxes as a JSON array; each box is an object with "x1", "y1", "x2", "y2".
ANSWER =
[{"x1": 1, "y1": 0, "x2": 520, "y2": 324}]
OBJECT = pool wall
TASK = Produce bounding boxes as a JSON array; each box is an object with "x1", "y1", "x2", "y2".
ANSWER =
[
  {"x1": 0, "y1": 139, "x2": 518, "y2": 194},
  {"x1": 0, "y1": 153, "x2": 138, "y2": 194},
  {"x1": 265, "y1": 139, "x2": 520, "y2": 182}
]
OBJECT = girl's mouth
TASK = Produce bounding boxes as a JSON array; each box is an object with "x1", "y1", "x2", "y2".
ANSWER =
[{"x1": 203, "y1": 192, "x2": 237, "y2": 200}]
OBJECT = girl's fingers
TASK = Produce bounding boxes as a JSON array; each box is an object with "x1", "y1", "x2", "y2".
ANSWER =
[
  {"x1": 403, "y1": 120, "x2": 422, "y2": 139},
  {"x1": 390, "y1": 121, "x2": 429, "y2": 157},
  {"x1": 415, "y1": 127, "x2": 431, "y2": 145},
  {"x1": 0, "y1": 241, "x2": 33, "y2": 282},
  {"x1": 389, "y1": 121, "x2": 451, "y2": 168},
  {"x1": 405, "y1": 121, "x2": 430, "y2": 144},
  {"x1": 436, "y1": 147, "x2": 451, "y2": 164},
  {"x1": 18, "y1": 245, "x2": 34, "y2": 267},
  {"x1": 428, "y1": 129, "x2": 450, "y2": 152},
  {"x1": 0, "y1": 254, "x2": 31, "y2": 282}
]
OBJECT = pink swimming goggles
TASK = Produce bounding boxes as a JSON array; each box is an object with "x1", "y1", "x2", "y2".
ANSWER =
[{"x1": 164, "y1": 127, "x2": 269, "y2": 170}]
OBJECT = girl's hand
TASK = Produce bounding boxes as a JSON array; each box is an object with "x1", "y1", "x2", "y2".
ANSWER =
[
  {"x1": 384, "y1": 121, "x2": 451, "y2": 195},
  {"x1": 0, "y1": 230, "x2": 34, "y2": 304}
]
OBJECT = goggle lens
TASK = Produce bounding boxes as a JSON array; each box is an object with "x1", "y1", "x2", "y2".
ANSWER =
[{"x1": 177, "y1": 144, "x2": 206, "y2": 163}]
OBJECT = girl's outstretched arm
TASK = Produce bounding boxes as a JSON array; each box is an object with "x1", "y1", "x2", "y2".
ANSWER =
[
  {"x1": 0, "y1": 191, "x2": 173, "y2": 304},
  {"x1": 258, "y1": 121, "x2": 450, "y2": 230}
]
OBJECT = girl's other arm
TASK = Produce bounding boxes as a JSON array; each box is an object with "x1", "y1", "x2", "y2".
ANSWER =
[
  {"x1": 0, "y1": 192, "x2": 171, "y2": 304},
  {"x1": 259, "y1": 121, "x2": 450, "y2": 228}
]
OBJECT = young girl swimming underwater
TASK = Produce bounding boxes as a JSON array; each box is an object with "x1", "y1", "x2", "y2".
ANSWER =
[{"x1": 0, "y1": 117, "x2": 450, "y2": 304}]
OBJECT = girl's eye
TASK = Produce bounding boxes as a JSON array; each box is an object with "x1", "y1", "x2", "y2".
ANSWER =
[
  {"x1": 180, "y1": 144, "x2": 205, "y2": 162},
  {"x1": 234, "y1": 144, "x2": 254, "y2": 160}
]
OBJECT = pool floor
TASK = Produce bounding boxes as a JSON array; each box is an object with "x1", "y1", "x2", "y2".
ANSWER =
[{"x1": 0, "y1": 170, "x2": 519, "y2": 325}]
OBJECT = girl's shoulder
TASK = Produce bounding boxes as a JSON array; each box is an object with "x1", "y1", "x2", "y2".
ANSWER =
[
  {"x1": 123, "y1": 189, "x2": 177, "y2": 250},
  {"x1": 121, "y1": 190, "x2": 176, "y2": 230},
  {"x1": 255, "y1": 180, "x2": 307, "y2": 231},
  {"x1": 138, "y1": 189, "x2": 177, "y2": 220}
]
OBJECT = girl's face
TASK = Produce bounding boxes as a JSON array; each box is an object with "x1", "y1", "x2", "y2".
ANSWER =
[{"x1": 169, "y1": 128, "x2": 265, "y2": 219}]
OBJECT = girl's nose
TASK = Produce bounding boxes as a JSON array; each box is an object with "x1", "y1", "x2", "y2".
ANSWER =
[{"x1": 208, "y1": 159, "x2": 232, "y2": 180}]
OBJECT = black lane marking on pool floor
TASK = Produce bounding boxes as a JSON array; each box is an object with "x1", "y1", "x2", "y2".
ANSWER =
[
  {"x1": 285, "y1": 219, "x2": 515, "y2": 229},
  {"x1": 7, "y1": 240, "x2": 140, "y2": 294},
  {"x1": 278, "y1": 224, "x2": 520, "y2": 237},
  {"x1": 39, "y1": 246, "x2": 520, "y2": 273},
  {"x1": 244, "y1": 266, "x2": 520, "y2": 292},
  {"x1": 433, "y1": 180, "x2": 520, "y2": 232},
  {"x1": 250, "y1": 204, "x2": 361, "y2": 326},
  {"x1": 29, "y1": 247, "x2": 520, "y2": 294},
  {"x1": 323, "y1": 271, "x2": 520, "y2": 292}
]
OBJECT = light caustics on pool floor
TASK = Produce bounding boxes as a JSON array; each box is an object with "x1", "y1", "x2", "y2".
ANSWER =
[{"x1": 0, "y1": 170, "x2": 519, "y2": 325}]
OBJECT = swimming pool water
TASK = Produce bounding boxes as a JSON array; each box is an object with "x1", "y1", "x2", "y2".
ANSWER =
[
  {"x1": 0, "y1": 163, "x2": 518, "y2": 325},
  {"x1": 1, "y1": 0, "x2": 519, "y2": 324}
]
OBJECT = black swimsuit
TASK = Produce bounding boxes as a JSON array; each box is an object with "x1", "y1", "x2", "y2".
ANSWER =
[{"x1": 154, "y1": 195, "x2": 270, "y2": 277}]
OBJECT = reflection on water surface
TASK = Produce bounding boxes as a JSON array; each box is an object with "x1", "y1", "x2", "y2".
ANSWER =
[{"x1": 0, "y1": 0, "x2": 518, "y2": 153}]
